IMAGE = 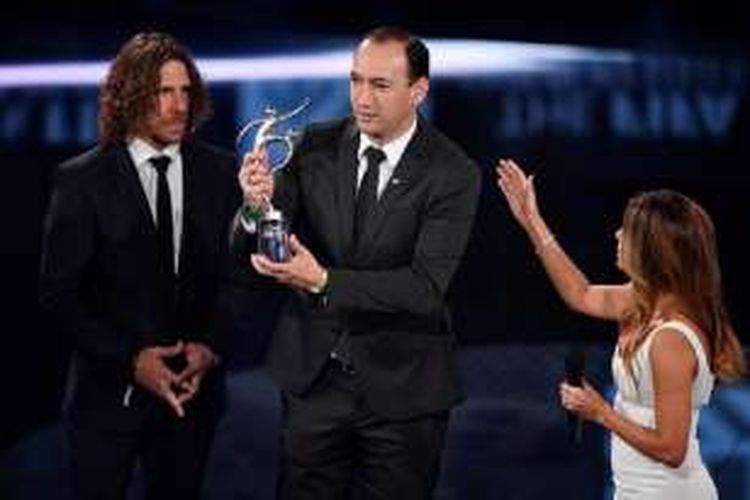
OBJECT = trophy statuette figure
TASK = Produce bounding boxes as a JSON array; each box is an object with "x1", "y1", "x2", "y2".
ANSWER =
[{"x1": 236, "y1": 98, "x2": 310, "y2": 262}]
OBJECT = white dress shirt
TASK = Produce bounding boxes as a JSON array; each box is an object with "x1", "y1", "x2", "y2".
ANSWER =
[{"x1": 357, "y1": 118, "x2": 418, "y2": 198}]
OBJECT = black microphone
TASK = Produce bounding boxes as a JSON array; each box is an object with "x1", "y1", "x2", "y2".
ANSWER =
[{"x1": 564, "y1": 349, "x2": 585, "y2": 444}]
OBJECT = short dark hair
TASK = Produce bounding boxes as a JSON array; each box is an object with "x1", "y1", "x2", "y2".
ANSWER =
[
  {"x1": 361, "y1": 26, "x2": 429, "y2": 82},
  {"x1": 98, "y1": 32, "x2": 211, "y2": 145}
]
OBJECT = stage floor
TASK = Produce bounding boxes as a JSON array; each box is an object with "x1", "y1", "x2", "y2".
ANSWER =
[{"x1": 2, "y1": 344, "x2": 748, "y2": 499}]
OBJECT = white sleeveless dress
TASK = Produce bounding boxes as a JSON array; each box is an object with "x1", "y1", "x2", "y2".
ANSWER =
[{"x1": 611, "y1": 320, "x2": 718, "y2": 500}]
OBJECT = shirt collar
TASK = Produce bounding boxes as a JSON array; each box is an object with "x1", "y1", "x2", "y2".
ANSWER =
[
  {"x1": 127, "y1": 137, "x2": 181, "y2": 169},
  {"x1": 357, "y1": 117, "x2": 418, "y2": 167}
]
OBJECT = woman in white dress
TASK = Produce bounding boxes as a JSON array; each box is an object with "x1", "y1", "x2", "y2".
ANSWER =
[{"x1": 496, "y1": 160, "x2": 746, "y2": 499}]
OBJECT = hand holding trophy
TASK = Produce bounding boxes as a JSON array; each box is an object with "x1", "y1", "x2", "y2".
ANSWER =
[{"x1": 237, "y1": 98, "x2": 310, "y2": 262}]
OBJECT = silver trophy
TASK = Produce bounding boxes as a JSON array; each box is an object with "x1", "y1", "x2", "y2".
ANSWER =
[
  {"x1": 236, "y1": 98, "x2": 311, "y2": 262},
  {"x1": 236, "y1": 97, "x2": 311, "y2": 172}
]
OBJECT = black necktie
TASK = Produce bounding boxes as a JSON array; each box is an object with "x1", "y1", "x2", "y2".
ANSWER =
[
  {"x1": 354, "y1": 146, "x2": 386, "y2": 247},
  {"x1": 149, "y1": 155, "x2": 174, "y2": 282},
  {"x1": 331, "y1": 147, "x2": 385, "y2": 372}
]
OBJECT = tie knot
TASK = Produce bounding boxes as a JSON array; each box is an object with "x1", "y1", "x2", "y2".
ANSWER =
[
  {"x1": 149, "y1": 155, "x2": 171, "y2": 174},
  {"x1": 363, "y1": 147, "x2": 386, "y2": 167}
]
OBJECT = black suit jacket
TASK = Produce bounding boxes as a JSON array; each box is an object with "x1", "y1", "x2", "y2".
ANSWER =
[
  {"x1": 40, "y1": 140, "x2": 241, "y2": 430},
  {"x1": 233, "y1": 117, "x2": 481, "y2": 419}
]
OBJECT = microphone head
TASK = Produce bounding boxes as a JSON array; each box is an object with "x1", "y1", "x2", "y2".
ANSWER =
[{"x1": 565, "y1": 350, "x2": 585, "y2": 387}]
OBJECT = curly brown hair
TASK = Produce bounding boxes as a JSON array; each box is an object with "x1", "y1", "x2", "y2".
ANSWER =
[{"x1": 98, "y1": 32, "x2": 211, "y2": 145}]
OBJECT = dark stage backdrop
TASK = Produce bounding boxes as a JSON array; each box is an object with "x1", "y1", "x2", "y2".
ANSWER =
[{"x1": 1, "y1": 25, "x2": 749, "y2": 499}]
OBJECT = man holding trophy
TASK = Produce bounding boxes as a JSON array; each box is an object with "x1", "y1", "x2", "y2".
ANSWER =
[{"x1": 233, "y1": 26, "x2": 481, "y2": 498}]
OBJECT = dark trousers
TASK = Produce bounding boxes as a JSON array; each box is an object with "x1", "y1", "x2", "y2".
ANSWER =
[
  {"x1": 66, "y1": 404, "x2": 216, "y2": 500},
  {"x1": 277, "y1": 361, "x2": 449, "y2": 500}
]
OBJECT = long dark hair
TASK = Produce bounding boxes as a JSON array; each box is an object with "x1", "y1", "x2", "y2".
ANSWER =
[{"x1": 620, "y1": 189, "x2": 745, "y2": 382}]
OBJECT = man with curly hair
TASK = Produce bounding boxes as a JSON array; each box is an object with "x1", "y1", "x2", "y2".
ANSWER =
[{"x1": 39, "y1": 32, "x2": 241, "y2": 499}]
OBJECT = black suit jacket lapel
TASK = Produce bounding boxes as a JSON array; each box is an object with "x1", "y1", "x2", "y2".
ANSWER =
[
  {"x1": 110, "y1": 143, "x2": 157, "y2": 236},
  {"x1": 179, "y1": 141, "x2": 207, "y2": 278},
  {"x1": 334, "y1": 121, "x2": 360, "y2": 264}
]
